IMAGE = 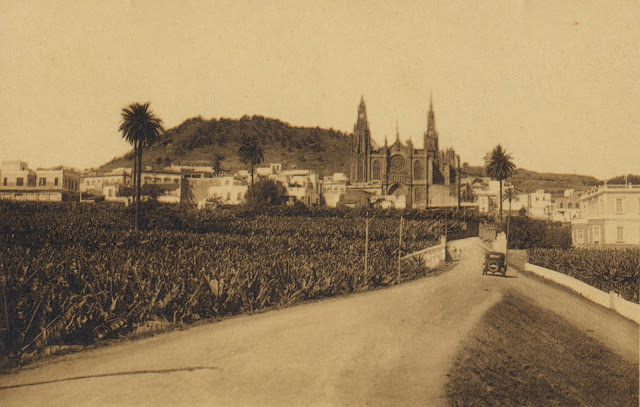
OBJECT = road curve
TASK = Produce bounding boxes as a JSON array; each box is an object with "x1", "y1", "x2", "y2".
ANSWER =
[{"x1": 0, "y1": 238, "x2": 637, "y2": 406}]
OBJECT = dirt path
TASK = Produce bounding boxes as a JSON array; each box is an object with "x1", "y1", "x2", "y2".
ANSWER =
[{"x1": 0, "y1": 238, "x2": 637, "y2": 406}]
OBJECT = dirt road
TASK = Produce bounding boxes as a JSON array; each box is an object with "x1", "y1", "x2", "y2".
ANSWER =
[{"x1": 0, "y1": 238, "x2": 637, "y2": 406}]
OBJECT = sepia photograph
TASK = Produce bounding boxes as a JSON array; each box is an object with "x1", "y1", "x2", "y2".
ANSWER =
[{"x1": 0, "y1": 1, "x2": 639, "y2": 405}]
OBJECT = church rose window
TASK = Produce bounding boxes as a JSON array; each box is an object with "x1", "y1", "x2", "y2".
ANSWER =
[{"x1": 390, "y1": 155, "x2": 405, "y2": 172}]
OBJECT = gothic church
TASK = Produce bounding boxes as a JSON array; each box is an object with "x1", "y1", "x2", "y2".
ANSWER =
[{"x1": 349, "y1": 96, "x2": 460, "y2": 209}]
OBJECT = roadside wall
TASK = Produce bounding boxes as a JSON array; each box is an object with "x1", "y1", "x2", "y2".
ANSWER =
[
  {"x1": 402, "y1": 237, "x2": 446, "y2": 269},
  {"x1": 524, "y1": 263, "x2": 640, "y2": 324}
]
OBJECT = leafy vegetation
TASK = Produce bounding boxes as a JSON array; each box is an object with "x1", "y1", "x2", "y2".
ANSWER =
[
  {"x1": 528, "y1": 248, "x2": 639, "y2": 303},
  {"x1": 245, "y1": 179, "x2": 287, "y2": 208},
  {"x1": 0, "y1": 201, "x2": 479, "y2": 359},
  {"x1": 506, "y1": 217, "x2": 572, "y2": 250}
]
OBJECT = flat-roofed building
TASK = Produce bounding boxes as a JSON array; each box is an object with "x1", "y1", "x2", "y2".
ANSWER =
[
  {"x1": 571, "y1": 184, "x2": 640, "y2": 246},
  {"x1": 0, "y1": 161, "x2": 81, "y2": 202}
]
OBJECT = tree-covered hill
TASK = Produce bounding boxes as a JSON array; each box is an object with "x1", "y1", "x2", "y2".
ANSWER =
[
  {"x1": 461, "y1": 165, "x2": 600, "y2": 195},
  {"x1": 101, "y1": 115, "x2": 353, "y2": 176},
  {"x1": 101, "y1": 114, "x2": 604, "y2": 194}
]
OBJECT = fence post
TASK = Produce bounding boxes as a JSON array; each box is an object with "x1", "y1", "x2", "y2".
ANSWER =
[
  {"x1": 364, "y1": 217, "x2": 369, "y2": 277},
  {"x1": 397, "y1": 216, "x2": 403, "y2": 283}
]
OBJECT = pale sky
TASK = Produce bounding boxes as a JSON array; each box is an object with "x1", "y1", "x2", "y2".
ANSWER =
[{"x1": 1, "y1": 0, "x2": 638, "y2": 179}]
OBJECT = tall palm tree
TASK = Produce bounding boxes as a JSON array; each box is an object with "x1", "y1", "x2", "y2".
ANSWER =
[
  {"x1": 484, "y1": 144, "x2": 516, "y2": 226},
  {"x1": 237, "y1": 136, "x2": 264, "y2": 187},
  {"x1": 119, "y1": 102, "x2": 164, "y2": 231},
  {"x1": 503, "y1": 187, "x2": 519, "y2": 242}
]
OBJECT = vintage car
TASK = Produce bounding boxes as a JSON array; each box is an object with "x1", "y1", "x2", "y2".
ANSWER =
[{"x1": 482, "y1": 251, "x2": 507, "y2": 276}]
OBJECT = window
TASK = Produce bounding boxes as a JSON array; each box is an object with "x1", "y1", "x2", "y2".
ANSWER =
[
  {"x1": 54, "y1": 178, "x2": 59, "y2": 186},
  {"x1": 16, "y1": 177, "x2": 24, "y2": 186},
  {"x1": 576, "y1": 229, "x2": 584, "y2": 243},
  {"x1": 2, "y1": 177, "x2": 6, "y2": 186},
  {"x1": 372, "y1": 160, "x2": 381, "y2": 180},
  {"x1": 616, "y1": 198, "x2": 623, "y2": 213},
  {"x1": 413, "y1": 161, "x2": 423, "y2": 180},
  {"x1": 226, "y1": 192, "x2": 231, "y2": 200},
  {"x1": 568, "y1": 203, "x2": 572, "y2": 209},
  {"x1": 559, "y1": 202, "x2": 564, "y2": 208},
  {"x1": 617, "y1": 226, "x2": 624, "y2": 242},
  {"x1": 237, "y1": 192, "x2": 242, "y2": 201},
  {"x1": 593, "y1": 226, "x2": 600, "y2": 244},
  {"x1": 38, "y1": 178, "x2": 47, "y2": 186},
  {"x1": 576, "y1": 202, "x2": 580, "y2": 209}
]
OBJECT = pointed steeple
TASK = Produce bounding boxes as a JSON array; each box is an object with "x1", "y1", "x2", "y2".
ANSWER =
[
  {"x1": 427, "y1": 92, "x2": 436, "y2": 135},
  {"x1": 395, "y1": 119, "x2": 400, "y2": 143},
  {"x1": 352, "y1": 95, "x2": 372, "y2": 182},
  {"x1": 424, "y1": 92, "x2": 439, "y2": 154}
]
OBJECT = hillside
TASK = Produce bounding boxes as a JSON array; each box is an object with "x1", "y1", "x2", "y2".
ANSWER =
[
  {"x1": 462, "y1": 165, "x2": 599, "y2": 195},
  {"x1": 102, "y1": 115, "x2": 601, "y2": 194},
  {"x1": 101, "y1": 115, "x2": 353, "y2": 177}
]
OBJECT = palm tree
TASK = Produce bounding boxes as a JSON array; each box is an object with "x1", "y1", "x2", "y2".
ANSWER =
[
  {"x1": 503, "y1": 187, "x2": 519, "y2": 242},
  {"x1": 119, "y1": 102, "x2": 164, "y2": 231},
  {"x1": 484, "y1": 144, "x2": 516, "y2": 226},
  {"x1": 237, "y1": 136, "x2": 264, "y2": 187},
  {"x1": 212, "y1": 154, "x2": 225, "y2": 175}
]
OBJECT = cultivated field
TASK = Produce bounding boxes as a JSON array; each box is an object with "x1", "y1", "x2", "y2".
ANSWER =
[
  {"x1": 0, "y1": 202, "x2": 471, "y2": 360},
  {"x1": 528, "y1": 247, "x2": 640, "y2": 303}
]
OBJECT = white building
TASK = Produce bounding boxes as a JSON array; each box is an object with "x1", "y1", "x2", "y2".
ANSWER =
[
  {"x1": 205, "y1": 176, "x2": 248, "y2": 207},
  {"x1": 321, "y1": 173, "x2": 348, "y2": 207},
  {"x1": 571, "y1": 184, "x2": 640, "y2": 246},
  {"x1": 82, "y1": 167, "x2": 181, "y2": 203},
  {"x1": 551, "y1": 189, "x2": 582, "y2": 222},
  {"x1": 0, "y1": 161, "x2": 81, "y2": 202},
  {"x1": 240, "y1": 164, "x2": 321, "y2": 206},
  {"x1": 527, "y1": 189, "x2": 553, "y2": 219}
]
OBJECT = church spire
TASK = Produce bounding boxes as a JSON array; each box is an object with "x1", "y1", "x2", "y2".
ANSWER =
[
  {"x1": 395, "y1": 119, "x2": 399, "y2": 143},
  {"x1": 425, "y1": 93, "x2": 439, "y2": 154},
  {"x1": 427, "y1": 92, "x2": 436, "y2": 135}
]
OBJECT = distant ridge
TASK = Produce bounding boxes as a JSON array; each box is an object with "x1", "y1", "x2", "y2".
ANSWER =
[
  {"x1": 100, "y1": 115, "x2": 601, "y2": 194},
  {"x1": 461, "y1": 165, "x2": 599, "y2": 195}
]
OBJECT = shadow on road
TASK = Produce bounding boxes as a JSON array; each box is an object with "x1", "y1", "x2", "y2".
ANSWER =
[{"x1": 0, "y1": 366, "x2": 218, "y2": 390}]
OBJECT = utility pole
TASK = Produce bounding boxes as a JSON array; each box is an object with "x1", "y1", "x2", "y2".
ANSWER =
[
  {"x1": 397, "y1": 216, "x2": 404, "y2": 283},
  {"x1": 364, "y1": 217, "x2": 370, "y2": 277}
]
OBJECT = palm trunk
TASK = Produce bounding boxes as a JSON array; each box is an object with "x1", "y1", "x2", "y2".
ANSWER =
[
  {"x1": 250, "y1": 164, "x2": 254, "y2": 187},
  {"x1": 499, "y1": 179, "x2": 503, "y2": 227},
  {"x1": 136, "y1": 140, "x2": 143, "y2": 231},
  {"x1": 507, "y1": 198, "x2": 512, "y2": 242},
  {"x1": 132, "y1": 142, "x2": 138, "y2": 191}
]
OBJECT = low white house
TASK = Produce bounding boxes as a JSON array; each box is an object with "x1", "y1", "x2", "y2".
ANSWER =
[{"x1": 322, "y1": 173, "x2": 348, "y2": 207}]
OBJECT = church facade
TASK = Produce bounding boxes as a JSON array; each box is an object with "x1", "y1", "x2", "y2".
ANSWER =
[{"x1": 349, "y1": 96, "x2": 460, "y2": 209}]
